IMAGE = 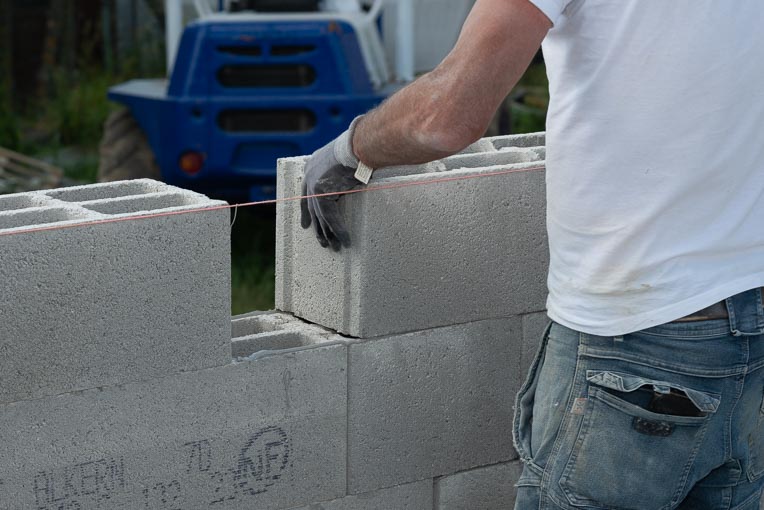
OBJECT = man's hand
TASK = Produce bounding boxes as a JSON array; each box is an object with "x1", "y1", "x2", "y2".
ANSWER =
[{"x1": 300, "y1": 139, "x2": 360, "y2": 251}]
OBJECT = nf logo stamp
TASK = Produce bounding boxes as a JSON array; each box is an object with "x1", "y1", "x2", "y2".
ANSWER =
[{"x1": 208, "y1": 426, "x2": 292, "y2": 505}]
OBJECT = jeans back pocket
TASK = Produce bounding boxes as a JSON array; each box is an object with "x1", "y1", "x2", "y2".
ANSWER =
[{"x1": 558, "y1": 371, "x2": 717, "y2": 510}]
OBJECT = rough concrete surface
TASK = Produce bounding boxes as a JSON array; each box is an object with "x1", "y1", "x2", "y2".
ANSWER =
[
  {"x1": 0, "y1": 179, "x2": 231, "y2": 404},
  {"x1": 520, "y1": 312, "x2": 550, "y2": 378},
  {"x1": 435, "y1": 461, "x2": 522, "y2": 510},
  {"x1": 0, "y1": 344, "x2": 347, "y2": 510},
  {"x1": 231, "y1": 311, "x2": 346, "y2": 360},
  {"x1": 276, "y1": 133, "x2": 548, "y2": 338},
  {"x1": 289, "y1": 479, "x2": 433, "y2": 510},
  {"x1": 347, "y1": 317, "x2": 523, "y2": 494}
]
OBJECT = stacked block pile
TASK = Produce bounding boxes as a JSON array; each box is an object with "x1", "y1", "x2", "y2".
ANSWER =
[{"x1": 0, "y1": 132, "x2": 550, "y2": 509}]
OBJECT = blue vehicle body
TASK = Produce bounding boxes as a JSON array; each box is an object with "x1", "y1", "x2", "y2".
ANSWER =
[{"x1": 109, "y1": 17, "x2": 388, "y2": 202}]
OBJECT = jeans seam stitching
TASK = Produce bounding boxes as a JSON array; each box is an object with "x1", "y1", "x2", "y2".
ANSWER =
[
  {"x1": 580, "y1": 351, "x2": 747, "y2": 378},
  {"x1": 513, "y1": 321, "x2": 553, "y2": 462},
  {"x1": 726, "y1": 373, "x2": 747, "y2": 472},
  {"x1": 668, "y1": 418, "x2": 712, "y2": 508},
  {"x1": 540, "y1": 330, "x2": 587, "y2": 505}
]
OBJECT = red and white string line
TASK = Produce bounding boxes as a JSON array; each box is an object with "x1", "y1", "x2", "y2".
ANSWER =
[{"x1": 0, "y1": 164, "x2": 546, "y2": 238}]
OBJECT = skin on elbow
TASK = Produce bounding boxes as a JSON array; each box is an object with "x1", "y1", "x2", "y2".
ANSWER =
[
  {"x1": 412, "y1": 101, "x2": 487, "y2": 155},
  {"x1": 415, "y1": 125, "x2": 482, "y2": 155}
]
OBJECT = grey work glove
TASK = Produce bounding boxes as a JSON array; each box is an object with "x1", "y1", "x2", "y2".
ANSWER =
[{"x1": 300, "y1": 118, "x2": 364, "y2": 251}]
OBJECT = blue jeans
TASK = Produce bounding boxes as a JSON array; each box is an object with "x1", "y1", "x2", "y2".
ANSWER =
[{"x1": 513, "y1": 288, "x2": 764, "y2": 510}]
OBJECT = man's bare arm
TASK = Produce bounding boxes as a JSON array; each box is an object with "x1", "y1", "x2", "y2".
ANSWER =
[{"x1": 352, "y1": 0, "x2": 552, "y2": 169}]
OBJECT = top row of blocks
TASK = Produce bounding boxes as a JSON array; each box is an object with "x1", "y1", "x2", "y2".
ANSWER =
[
  {"x1": 0, "y1": 180, "x2": 224, "y2": 234},
  {"x1": 276, "y1": 132, "x2": 549, "y2": 338}
]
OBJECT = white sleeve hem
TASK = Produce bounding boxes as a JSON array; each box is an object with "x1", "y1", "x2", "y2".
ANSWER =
[{"x1": 524, "y1": 0, "x2": 565, "y2": 25}]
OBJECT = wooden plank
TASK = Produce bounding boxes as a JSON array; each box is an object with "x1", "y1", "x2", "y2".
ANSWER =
[
  {"x1": 0, "y1": 147, "x2": 63, "y2": 176},
  {"x1": 0, "y1": 147, "x2": 63, "y2": 192},
  {"x1": 2, "y1": 159, "x2": 50, "y2": 179}
]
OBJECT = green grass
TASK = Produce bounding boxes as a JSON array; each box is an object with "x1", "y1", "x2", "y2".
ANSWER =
[{"x1": 230, "y1": 207, "x2": 277, "y2": 315}]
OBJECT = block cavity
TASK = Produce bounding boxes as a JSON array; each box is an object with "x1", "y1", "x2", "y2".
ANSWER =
[
  {"x1": 82, "y1": 192, "x2": 208, "y2": 216},
  {"x1": 0, "y1": 193, "x2": 52, "y2": 212},
  {"x1": 489, "y1": 132, "x2": 545, "y2": 149},
  {"x1": 43, "y1": 179, "x2": 168, "y2": 202},
  {"x1": 231, "y1": 311, "x2": 344, "y2": 360},
  {"x1": 0, "y1": 206, "x2": 89, "y2": 231}
]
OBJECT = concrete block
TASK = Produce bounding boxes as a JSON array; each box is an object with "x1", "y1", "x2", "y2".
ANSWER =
[
  {"x1": 0, "y1": 179, "x2": 231, "y2": 403},
  {"x1": 435, "y1": 461, "x2": 523, "y2": 510},
  {"x1": 521, "y1": 312, "x2": 550, "y2": 377},
  {"x1": 0, "y1": 191, "x2": 55, "y2": 211},
  {"x1": 347, "y1": 318, "x2": 523, "y2": 494},
  {"x1": 0, "y1": 342, "x2": 348, "y2": 510},
  {"x1": 231, "y1": 311, "x2": 345, "y2": 360},
  {"x1": 488, "y1": 132, "x2": 545, "y2": 149},
  {"x1": 289, "y1": 479, "x2": 433, "y2": 510},
  {"x1": 276, "y1": 133, "x2": 548, "y2": 338}
]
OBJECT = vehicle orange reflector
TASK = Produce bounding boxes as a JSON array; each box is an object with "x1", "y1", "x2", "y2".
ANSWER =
[{"x1": 179, "y1": 151, "x2": 205, "y2": 175}]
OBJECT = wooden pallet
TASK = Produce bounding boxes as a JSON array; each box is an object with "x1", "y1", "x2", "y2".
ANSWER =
[{"x1": 0, "y1": 146, "x2": 63, "y2": 193}]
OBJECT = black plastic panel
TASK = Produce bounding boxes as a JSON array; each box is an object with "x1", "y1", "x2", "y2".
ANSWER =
[
  {"x1": 217, "y1": 109, "x2": 317, "y2": 133},
  {"x1": 217, "y1": 64, "x2": 316, "y2": 88}
]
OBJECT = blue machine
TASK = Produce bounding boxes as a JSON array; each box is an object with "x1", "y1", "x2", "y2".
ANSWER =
[{"x1": 108, "y1": 7, "x2": 392, "y2": 202}]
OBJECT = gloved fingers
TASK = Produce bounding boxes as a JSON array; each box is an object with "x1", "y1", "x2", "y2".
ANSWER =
[
  {"x1": 317, "y1": 198, "x2": 351, "y2": 249},
  {"x1": 324, "y1": 228, "x2": 342, "y2": 252},
  {"x1": 300, "y1": 178, "x2": 311, "y2": 229},
  {"x1": 313, "y1": 199, "x2": 342, "y2": 251},
  {"x1": 308, "y1": 198, "x2": 329, "y2": 248},
  {"x1": 315, "y1": 223, "x2": 330, "y2": 248}
]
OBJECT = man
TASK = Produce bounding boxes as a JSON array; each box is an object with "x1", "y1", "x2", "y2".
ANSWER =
[{"x1": 301, "y1": 1, "x2": 764, "y2": 508}]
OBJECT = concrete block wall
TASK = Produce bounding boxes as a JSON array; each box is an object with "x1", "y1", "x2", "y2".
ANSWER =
[
  {"x1": 347, "y1": 318, "x2": 523, "y2": 494},
  {"x1": 0, "y1": 179, "x2": 231, "y2": 404},
  {"x1": 435, "y1": 461, "x2": 523, "y2": 510},
  {"x1": 0, "y1": 313, "x2": 348, "y2": 510},
  {"x1": 276, "y1": 132, "x2": 548, "y2": 338},
  {"x1": 1, "y1": 135, "x2": 551, "y2": 509}
]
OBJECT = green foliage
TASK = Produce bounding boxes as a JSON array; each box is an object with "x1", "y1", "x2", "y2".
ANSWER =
[
  {"x1": 44, "y1": 69, "x2": 117, "y2": 147},
  {"x1": 0, "y1": 74, "x2": 18, "y2": 149},
  {"x1": 0, "y1": 106, "x2": 19, "y2": 149},
  {"x1": 512, "y1": 63, "x2": 549, "y2": 134},
  {"x1": 16, "y1": 34, "x2": 166, "y2": 183}
]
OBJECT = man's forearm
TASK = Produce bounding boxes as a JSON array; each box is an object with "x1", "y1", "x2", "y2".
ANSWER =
[
  {"x1": 351, "y1": 70, "x2": 471, "y2": 169},
  {"x1": 350, "y1": 0, "x2": 551, "y2": 170}
]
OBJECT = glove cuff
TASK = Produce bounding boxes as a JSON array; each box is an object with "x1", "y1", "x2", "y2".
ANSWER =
[{"x1": 333, "y1": 116, "x2": 363, "y2": 169}]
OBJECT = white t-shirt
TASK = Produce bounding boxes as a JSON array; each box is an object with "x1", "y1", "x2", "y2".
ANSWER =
[{"x1": 527, "y1": 0, "x2": 764, "y2": 336}]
